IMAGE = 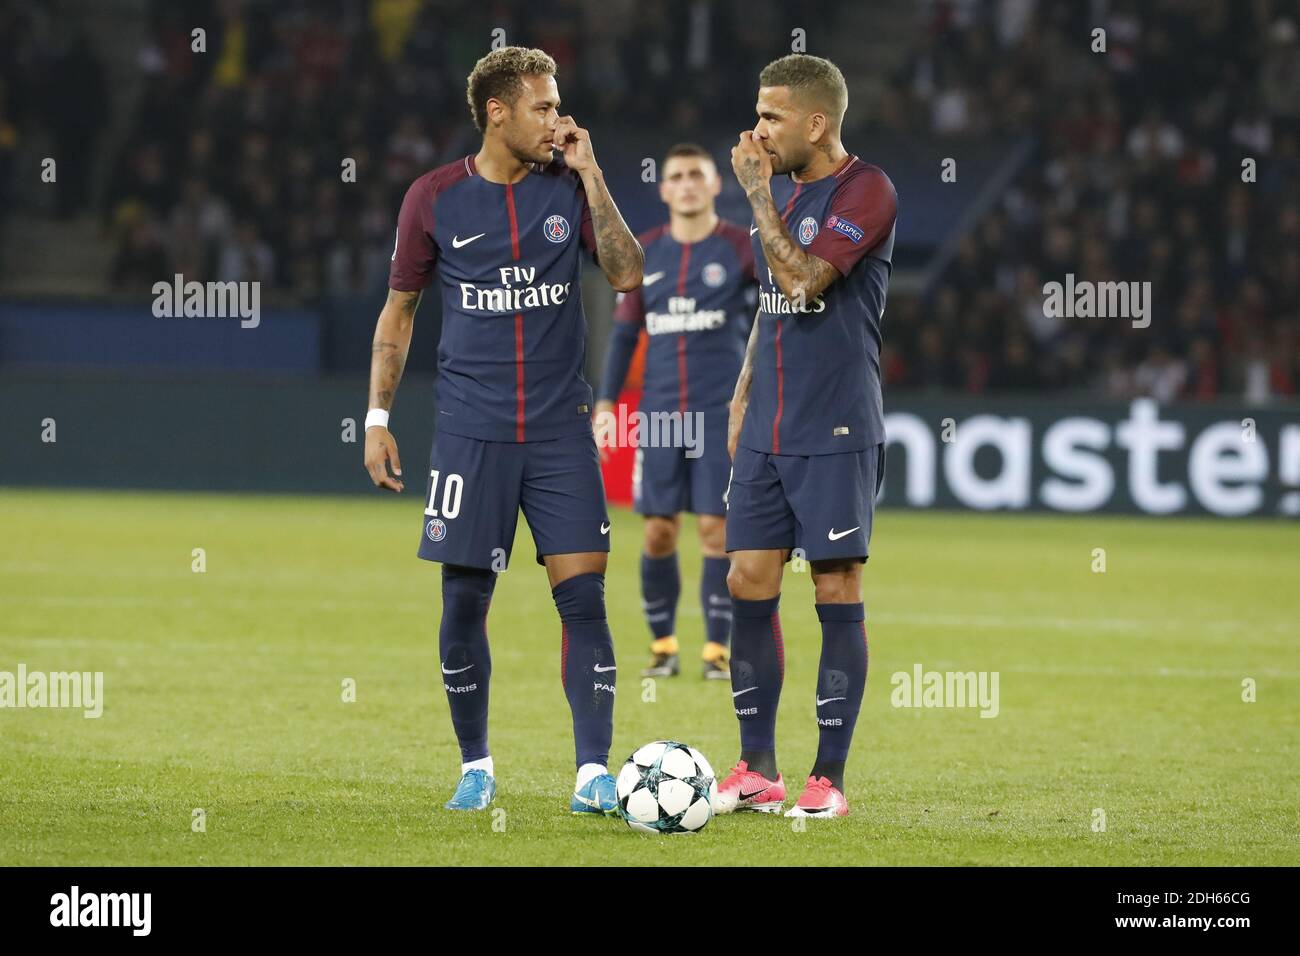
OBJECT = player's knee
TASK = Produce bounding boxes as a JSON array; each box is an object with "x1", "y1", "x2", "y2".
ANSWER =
[
  {"x1": 727, "y1": 558, "x2": 777, "y2": 600},
  {"x1": 726, "y1": 563, "x2": 751, "y2": 598},
  {"x1": 643, "y1": 517, "x2": 677, "y2": 557},
  {"x1": 812, "y1": 563, "x2": 861, "y2": 604},
  {"x1": 441, "y1": 564, "x2": 496, "y2": 625},
  {"x1": 697, "y1": 517, "x2": 726, "y2": 555},
  {"x1": 551, "y1": 571, "x2": 607, "y2": 623}
]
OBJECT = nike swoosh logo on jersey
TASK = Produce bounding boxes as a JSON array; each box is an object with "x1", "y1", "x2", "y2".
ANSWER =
[
  {"x1": 441, "y1": 663, "x2": 474, "y2": 674},
  {"x1": 643, "y1": 271, "x2": 666, "y2": 285},
  {"x1": 827, "y1": 526, "x2": 860, "y2": 541},
  {"x1": 732, "y1": 687, "x2": 757, "y2": 698},
  {"x1": 749, "y1": 226, "x2": 759, "y2": 235},
  {"x1": 593, "y1": 664, "x2": 617, "y2": 673},
  {"x1": 600, "y1": 523, "x2": 611, "y2": 534},
  {"x1": 816, "y1": 696, "x2": 847, "y2": 706},
  {"x1": 451, "y1": 233, "x2": 486, "y2": 248}
]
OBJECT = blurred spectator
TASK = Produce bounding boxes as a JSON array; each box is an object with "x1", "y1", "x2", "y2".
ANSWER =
[
  {"x1": 5, "y1": 0, "x2": 1290, "y2": 401},
  {"x1": 217, "y1": 220, "x2": 276, "y2": 284},
  {"x1": 886, "y1": 0, "x2": 1300, "y2": 401},
  {"x1": 44, "y1": 29, "x2": 108, "y2": 219},
  {"x1": 103, "y1": 0, "x2": 779, "y2": 304}
]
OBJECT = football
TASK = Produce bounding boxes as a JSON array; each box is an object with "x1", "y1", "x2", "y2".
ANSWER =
[{"x1": 615, "y1": 740, "x2": 718, "y2": 834}]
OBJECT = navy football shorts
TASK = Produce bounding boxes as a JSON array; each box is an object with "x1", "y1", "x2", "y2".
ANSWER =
[
  {"x1": 724, "y1": 442, "x2": 886, "y2": 563},
  {"x1": 632, "y1": 411, "x2": 729, "y2": 518},
  {"x1": 416, "y1": 430, "x2": 610, "y2": 570}
]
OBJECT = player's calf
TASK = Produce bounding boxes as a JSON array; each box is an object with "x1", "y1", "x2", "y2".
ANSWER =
[
  {"x1": 553, "y1": 570, "x2": 619, "y2": 813},
  {"x1": 700, "y1": 553, "x2": 732, "y2": 679},
  {"x1": 640, "y1": 548, "x2": 681, "y2": 676},
  {"x1": 440, "y1": 565, "x2": 496, "y2": 775}
]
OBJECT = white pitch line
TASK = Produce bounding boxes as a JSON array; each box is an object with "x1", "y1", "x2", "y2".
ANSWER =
[{"x1": 868, "y1": 610, "x2": 1291, "y2": 636}]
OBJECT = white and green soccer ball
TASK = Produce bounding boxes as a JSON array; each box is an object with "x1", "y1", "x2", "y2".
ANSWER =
[{"x1": 615, "y1": 740, "x2": 718, "y2": 834}]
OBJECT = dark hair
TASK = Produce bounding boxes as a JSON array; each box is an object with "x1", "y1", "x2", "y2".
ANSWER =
[
  {"x1": 465, "y1": 46, "x2": 558, "y2": 133},
  {"x1": 758, "y1": 54, "x2": 848, "y2": 128},
  {"x1": 663, "y1": 142, "x2": 714, "y2": 165}
]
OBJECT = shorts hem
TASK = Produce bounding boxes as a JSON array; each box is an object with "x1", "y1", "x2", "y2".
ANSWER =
[{"x1": 416, "y1": 549, "x2": 500, "y2": 571}]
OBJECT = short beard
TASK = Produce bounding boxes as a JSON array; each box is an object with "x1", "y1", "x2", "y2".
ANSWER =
[
  {"x1": 503, "y1": 118, "x2": 553, "y2": 166},
  {"x1": 509, "y1": 136, "x2": 551, "y2": 166},
  {"x1": 772, "y1": 149, "x2": 806, "y2": 177}
]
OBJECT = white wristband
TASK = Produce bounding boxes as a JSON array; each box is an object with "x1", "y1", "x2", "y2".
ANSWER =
[{"x1": 365, "y1": 408, "x2": 390, "y2": 431}]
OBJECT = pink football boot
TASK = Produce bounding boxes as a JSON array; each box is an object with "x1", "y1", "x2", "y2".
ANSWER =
[
  {"x1": 784, "y1": 776, "x2": 849, "y2": 818},
  {"x1": 714, "y1": 760, "x2": 786, "y2": 814}
]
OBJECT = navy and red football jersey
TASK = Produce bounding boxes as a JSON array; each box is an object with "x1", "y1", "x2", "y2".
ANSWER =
[
  {"x1": 598, "y1": 219, "x2": 756, "y2": 414},
  {"x1": 741, "y1": 155, "x2": 897, "y2": 456},
  {"x1": 389, "y1": 153, "x2": 603, "y2": 443}
]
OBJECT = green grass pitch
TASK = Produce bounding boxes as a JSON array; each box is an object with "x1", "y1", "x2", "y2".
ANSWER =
[{"x1": 1, "y1": 488, "x2": 1297, "y2": 866}]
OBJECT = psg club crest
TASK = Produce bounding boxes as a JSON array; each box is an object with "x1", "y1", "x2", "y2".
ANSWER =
[
  {"x1": 702, "y1": 262, "x2": 726, "y2": 288},
  {"x1": 544, "y1": 214, "x2": 570, "y2": 243},
  {"x1": 798, "y1": 216, "x2": 819, "y2": 245},
  {"x1": 425, "y1": 518, "x2": 447, "y2": 542},
  {"x1": 823, "y1": 668, "x2": 849, "y2": 697}
]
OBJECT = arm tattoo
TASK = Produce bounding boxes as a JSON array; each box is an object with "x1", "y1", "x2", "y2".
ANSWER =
[
  {"x1": 584, "y1": 170, "x2": 643, "y2": 290},
  {"x1": 368, "y1": 290, "x2": 421, "y2": 411},
  {"x1": 371, "y1": 341, "x2": 405, "y2": 410},
  {"x1": 748, "y1": 189, "x2": 840, "y2": 305},
  {"x1": 388, "y1": 288, "x2": 421, "y2": 317}
]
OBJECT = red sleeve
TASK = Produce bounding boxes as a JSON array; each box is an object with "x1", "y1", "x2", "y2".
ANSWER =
[
  {"x1": 806, "y1": 165, "x2": 897, "y2": 278},
  {"x1": 718, "y1": 221, "x2": 757, "y2": 285},
  {"x1": 739, "y1": 233, "x2": 757, "y2": 283},
  {"x1": 388, "y1": 176, "x2": 437, "y2": 291},
  {"x1": 612, "y1": 285, "x2": 645, "y2": 327},
  {"x1": 733, "y1": 226, "x2": 759, "y2": 282}
]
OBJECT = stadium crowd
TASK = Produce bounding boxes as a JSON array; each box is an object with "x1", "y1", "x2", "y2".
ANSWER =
[
  {"x1": 5, "y1": 0, "x2": 1295, "y2": 401},
  {"x1": 101, "y1": 0, "x2": 776, "y2": 300},
  {"x1": 883, "y1": 0, "x2": 1300, "y2": 401}
]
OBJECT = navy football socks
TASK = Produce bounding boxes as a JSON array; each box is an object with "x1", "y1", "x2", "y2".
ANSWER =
[
  {"x1": 640, "y1": 552, "x2": 680, "y2": 640},
  {"x1": 730, "y1": 595, "x2": 784, "y2": 776},
  {"x1": 552, "y1": 572, "x2": 616, "y2": 770},
  {"x1": 811, "y1": 602, "x2": 868, "y2": 791},
  {"x1": 439, "y1": 565, "x2": 497, "y2": 763},
  {"x1": 701, "y1": 556, "x2": 732, "y2": 649}
]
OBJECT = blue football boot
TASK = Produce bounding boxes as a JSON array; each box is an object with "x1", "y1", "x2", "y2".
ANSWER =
[
  {"x1": 444, "y1": 768, "x2": 496, "y2": 810},
  {"x1": 570, "y1": 772, "x2": 619, "y2": 816}
]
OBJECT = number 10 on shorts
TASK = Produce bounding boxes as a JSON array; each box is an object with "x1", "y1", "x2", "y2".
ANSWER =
[{"x1": 425, "y1": 470, "x2": 464, "y2": 519}]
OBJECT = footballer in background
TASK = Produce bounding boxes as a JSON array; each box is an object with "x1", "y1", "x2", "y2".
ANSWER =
[
  {"x1": 363, "y1": 47, "x2": 643, "y2": 816},
  {"x1": 595, "y1": 144, "x2": 756, "y2": 682},
  {"x1": 717, "y1": 54, "x2": 898, "y2": 818}
]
